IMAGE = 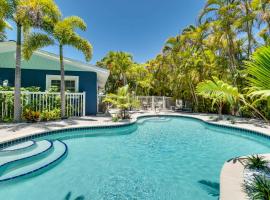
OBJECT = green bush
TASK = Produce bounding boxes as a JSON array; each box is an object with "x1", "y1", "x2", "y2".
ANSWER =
[
  {"x1": 244, "y1": 155, "x2": 269, "y2": 171},
  {"x1": 23, "y1": 108, "x2": 41, "y2": 122},
  {"x1": 112, "y1": 116, "x2": 119, "y2": 122},
  {"x1": 245, "y1": 175, "x2": 270, "y2": 200},
  {"x1": 41, "y1": 109, "x2": 61, "y2": 121}
]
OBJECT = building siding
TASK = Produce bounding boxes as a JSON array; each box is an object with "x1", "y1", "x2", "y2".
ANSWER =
[{"x1": 0, "y1": 68, "x2": 97, "y2": 115}]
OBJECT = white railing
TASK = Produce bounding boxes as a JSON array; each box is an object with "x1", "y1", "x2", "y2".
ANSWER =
[
  {"x1": 137, "y1": 96, "x2": 174, "y2": 111},
  {"x1": 97, "y1": 95, "x2": 175, "y2": 113},
  {"x1": 0, "y1": 91, "x2": 86, "y2": 121}
]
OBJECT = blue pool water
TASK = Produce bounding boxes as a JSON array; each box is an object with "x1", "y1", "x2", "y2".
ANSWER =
[{"x1": 1, "y1": 116, "x2": 270, "y2": 200}]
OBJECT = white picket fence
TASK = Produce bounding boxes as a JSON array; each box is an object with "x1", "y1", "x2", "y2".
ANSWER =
[{"x1": 0, "y1": 91, "x2": 85, "y2": 121}]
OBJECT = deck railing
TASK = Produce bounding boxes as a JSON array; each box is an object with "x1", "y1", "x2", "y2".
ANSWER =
[
  {"x1": 136, "y1": 96, "x2": 175, "y2": 111},
  {"x1": 0, "y1": 91, "x2": 85, "y2": 121}
]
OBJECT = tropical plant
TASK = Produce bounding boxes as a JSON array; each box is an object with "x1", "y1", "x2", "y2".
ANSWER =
[
  {"x1": 196, "y1": 77, "x2": 241, "y2": 119},
  {"x1": 244, "y1": 175, "x2": 270, "y2": 200},
  {"x1": 0, "y1": 0, "x2": 11, "y2": 41},
  {"x1": 251, "y1": 0, "x2": 270, "y2": 45},
  {"x1": 23, "y1": 16, "x2": 93, "y2": 118},
  {"x1": 23, "y1": 108, "x2": 41, "y2": 122},
  {"x1": 103, "y1": 85, "x2": 139, "y2": 119},
  {"x1": 96, "y1": 51, "x2": 134, "y2": 93},
  {"x1": 245, "y1": 46, "x2": 270, "y2": 107},
  {"x1": 41, "y1": 108, "x2": 60, "y2": 121},
  {"x1": 244, "y1": 155, "x2": 269, "y2": 171},
  {"x1": 1, "y1": 0, "x2": 61, "y2": 122},
  {"x1": 199, "y1": 0, "x2": 241, "y2": 85}
]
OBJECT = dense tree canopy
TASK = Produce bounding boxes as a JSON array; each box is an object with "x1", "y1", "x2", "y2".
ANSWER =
[{"x1": 97, "y1": 0, "x2": 270, "y2": 119}]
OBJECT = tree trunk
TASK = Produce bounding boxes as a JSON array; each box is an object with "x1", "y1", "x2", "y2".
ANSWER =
[
  {"x1": 244, "y1": 0, "x2": 253, "y2": 58},
  {"x1": 13, "y1": 24, "x2": 22, "y2": 122},
  {"x1": 218, "y1": 103, "x2": 223, "y2": 120},
  {"x1": 188, "y1": 78, "x2": 198, "y2": 112},
  {"x1": 59, "y1": 45, "x2": 66, "y2": 118}
]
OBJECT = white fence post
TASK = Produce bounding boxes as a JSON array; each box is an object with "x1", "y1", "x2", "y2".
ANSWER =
[
  {"x1": 83, "y1": 92, "x2": 86, "y2": 116},
  {"x1": 152, "y1": 96, "x2": 155, "y2": 110},
  {"x1": 163, "y1": 96, "x2": 166, "y2": 110}
]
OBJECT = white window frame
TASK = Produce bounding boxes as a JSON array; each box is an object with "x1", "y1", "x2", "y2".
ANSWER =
[{"x1": 46, "y1": 75, "x2": 79, "y2": 92}]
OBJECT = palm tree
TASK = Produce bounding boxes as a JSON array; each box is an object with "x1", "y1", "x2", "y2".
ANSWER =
[
  {"x1": 96, "y1": 51, "x2": 133, "y2": 93},
  {"x1": 2, "y1": 0, "x2": 60, "y2": 121},
  {"x1": 24, "y1": 16, "x2": 92, "y2": 118},
  {"x1": 0, "y1": 0, "x2": 11, "y2": 41},
  {"x1": 196, "y1": 76, "x2": 240, "y2": 119},
  {"x1": 103, "y1": 85, "x2": 139, "y2": 119},
  {"x1": 196, "y1": 76, "x2": 268, "y2": 121},
  {"x1": 251, "y1": 0, "x2": 270, "y2": 45},
  {"x1": 235, "y1": 0, "x2": 256, "y2": 57},
  {"x1": 199, "y1": 0, "x2": 241, "y2": 85}
]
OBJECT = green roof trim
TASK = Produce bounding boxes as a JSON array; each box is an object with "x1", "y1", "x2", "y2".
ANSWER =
[{"x1": 0, "y1": 42, "x2": 109, "y2": 88}]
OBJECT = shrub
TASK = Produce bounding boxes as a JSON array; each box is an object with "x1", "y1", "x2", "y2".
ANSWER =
[
  {"x1": 41, "y1": 109, "x2": 61, "y2": 121},
  {"x1": 244, "y1": 155, "x2": 269, "y2": 171},
  {"x1": 244, "y1": 175, "x2": 270, "y2": 200},
  {"x1": 112, "y1": 116, "x2": 119, "y2": 122},
  {"x1": 23, "y1": 108, "x2": 41, "y2": 122}
]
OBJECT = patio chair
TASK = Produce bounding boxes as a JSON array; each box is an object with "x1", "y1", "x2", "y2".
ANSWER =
[{"x1": 175, "y1": 99, "x2": 183, "y2": 111}]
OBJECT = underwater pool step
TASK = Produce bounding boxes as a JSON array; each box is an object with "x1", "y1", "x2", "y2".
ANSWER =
[
  {"x1": 0, "y1": 141, "x2": 37, "y2": 156},
  {"x1": 0, "y1": 140, "x2": 52, "y2": 167},
  {"x1": 0, "y1": 140, "x2": 67, "y2": 182},
  {"x1": 2, "y1": 140, "x2": 35, "y2": 151},
  {"x1": 137, "y1": 117, "x2": 171, "y2": 124}
]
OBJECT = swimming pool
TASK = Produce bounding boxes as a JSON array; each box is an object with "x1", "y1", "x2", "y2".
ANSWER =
[{"x1": 1, "y1": 116, "x2": 270, "y2": 200}]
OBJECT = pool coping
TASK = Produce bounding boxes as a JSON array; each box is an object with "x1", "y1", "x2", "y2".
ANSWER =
[
  {"x1": 0, "y1": 112, "x2": 269, "y2": 199},
  {"x1": 1, "y1": 113, "x2": 268, "y2": 146}
]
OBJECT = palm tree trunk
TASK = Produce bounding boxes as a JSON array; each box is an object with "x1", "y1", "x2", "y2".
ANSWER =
[
  {"x1": 59, "y1": 44, "x2": 66, "y2": 118},
  {"x1": 218, "y1": 102, "x2": 223, "y2": 120},
  {"x1": 188, "y1": 79, "x2": 198, "y2": 112},
  {"x1": 244, "y1": 0, "x2": 253, "y2": 58},
  {"x1": 13, "y1": 24, "x2": 22, "y2": 122}
]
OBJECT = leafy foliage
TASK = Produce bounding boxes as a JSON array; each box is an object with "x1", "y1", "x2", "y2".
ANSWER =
[
  {"x1": 244, "y1": 155, "x2": 269, "y2": 171},
  {"x1": 41, "y1": 108, "x2": 60, "y2": 121},
  {"x1": 245, "y1": 46, "x2": 270, "y2": 106},
  {"x1": 245, "y1": 175, "x2": 270, "y2": 200},
  {"x1": 196, "y1": 77, "x2": 241, "y2": 118},
  {"x1": 103, "y1": 85, "x2": 139, "y2": 119},
  {"x1": 23, "y1": 108, "x2": 41, "y2": 122}
]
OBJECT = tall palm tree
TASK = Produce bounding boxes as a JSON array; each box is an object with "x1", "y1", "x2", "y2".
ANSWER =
[
  {"x1": 96, "y1": 51, "x2": 133, "y2": 93},
  {"x1": 236, "y1": 0, "x2": 256, "y2": 57},
  {"x1": 199, "y1": 0, "x2": 241, "y2": 85},
  {"x1": 24, "y1": 16, "x2": 92, "y2": 118},
  {"x1": 251, "y1": 0, "x2": 270, "y2": 45},
  {"x1": 2, "y1": 0, "x2": 60, "y2": 121}
]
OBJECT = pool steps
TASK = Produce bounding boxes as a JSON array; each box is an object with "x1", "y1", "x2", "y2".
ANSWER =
[
  {"x1": 0, "y1": 140, "x2": 37, "y2": 157},
  {"x1": 1, "y1": 140, "x2": 36, "y2": 151},
  {"x1": 137, "y1": 117, "x2": 171, "y2": 124},
  {"x1": 0, "y1": 140, "x2": 67, "y2": 182}
]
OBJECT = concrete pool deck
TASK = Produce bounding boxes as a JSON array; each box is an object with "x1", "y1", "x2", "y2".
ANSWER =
[
  {"x1": 3, "y1": 111, "x2": 269, "y2": 145},
  {"x1": 0, "y1": 111, "x2": 270, "y2": 200}
]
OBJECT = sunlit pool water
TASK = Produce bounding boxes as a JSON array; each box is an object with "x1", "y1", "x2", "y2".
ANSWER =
[{"x1": 1, "y1": 116, "x2": 270, "y2": 200}]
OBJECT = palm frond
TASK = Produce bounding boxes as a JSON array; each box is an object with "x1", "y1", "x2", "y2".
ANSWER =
[
  {"x1": 23, "y1": 33, "x2": 54, "y2": 60},
  {"x1": 245, "y1": 46, "x2": 270, "y2": 101},
  {"x1": 68, "y1": 34, "x2": 93, "y2": 61}
]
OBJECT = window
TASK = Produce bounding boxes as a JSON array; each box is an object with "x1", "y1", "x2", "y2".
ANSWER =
[{"x1": 46, "y1": 75, "x2": 79, "y2": 92}]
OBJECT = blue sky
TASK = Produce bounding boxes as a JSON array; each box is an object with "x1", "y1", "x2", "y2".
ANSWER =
[{"x1": 6, "y1": 0, "x2": 205, "y2": 64}]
